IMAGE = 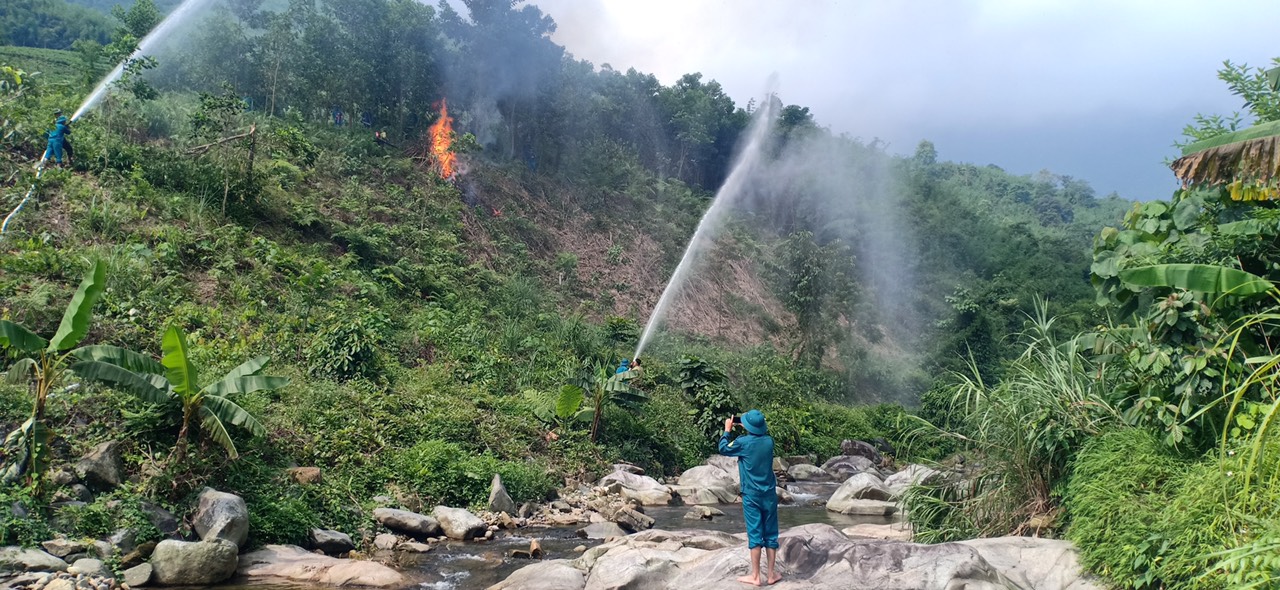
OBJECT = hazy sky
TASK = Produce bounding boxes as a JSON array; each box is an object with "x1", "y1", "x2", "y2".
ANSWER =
[{"x1": 522, "y1": 0, "x2": 1280, "y2": 200}]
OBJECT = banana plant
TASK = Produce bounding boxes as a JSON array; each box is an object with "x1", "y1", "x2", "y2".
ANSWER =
[
  {"x1": 72, "y1": 325, "x2": 288, "y2": 461},
  {"x1": 1, "y1": 260, "x2": 107, "y2": 487},
  {"x1": 568, "y1": 362, "x2": 648, "y2": 442},
  {"x1": 529, "y1": 385, "x2": 593, "y2": 432}
]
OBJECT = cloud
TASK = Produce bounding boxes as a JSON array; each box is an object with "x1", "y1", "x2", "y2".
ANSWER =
[{"x1": 527, "y1": 0, "x2": 1280, "y2": 198}]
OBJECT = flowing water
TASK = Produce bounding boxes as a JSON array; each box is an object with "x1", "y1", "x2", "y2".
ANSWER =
[
  {"x1": 71, "y1": 0, "x2": 213, "y2": 121},
  {"x1": 633, "y1": 97, "x2": 781, "y2": 360}
]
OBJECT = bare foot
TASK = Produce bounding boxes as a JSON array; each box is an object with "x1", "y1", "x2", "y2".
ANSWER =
[
  {"x1": 767, "y1": 573, "x2": 782, "y2": 585},
  {"x1": 737, "y1": 575, "x2": 759, "y2": 585}
]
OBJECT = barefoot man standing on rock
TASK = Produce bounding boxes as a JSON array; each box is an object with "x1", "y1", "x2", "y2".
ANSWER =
[{"x1": 719, "y1": 410, "x2": 782, "y2": 586}]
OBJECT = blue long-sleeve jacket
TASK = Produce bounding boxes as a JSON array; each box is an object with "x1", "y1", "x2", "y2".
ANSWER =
[
  {"x1": 48, "y1": 117, "x2": 71, "y2": 144},
  {"x1": 718, "y1": 431, "x2": 777, "y2": 497}
]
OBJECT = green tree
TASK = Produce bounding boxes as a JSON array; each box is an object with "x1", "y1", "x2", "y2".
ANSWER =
[
  {"x1": 772, "y1": 231, "x2": 855, "y2": 368},
  {"x1": 73, "y1": 325, "x2": 289, "y2": 461},
  {"x1": 110, "y1": 0, "x2": 159, "y2": 38}
]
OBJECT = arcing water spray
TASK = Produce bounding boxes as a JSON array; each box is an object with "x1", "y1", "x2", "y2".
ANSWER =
[
  {"x1": 72, "y1": 0, "x2": 213, "y2": 121},
  {"x1": 633, "y1": 96, "x2": 781, "y2": 359}
]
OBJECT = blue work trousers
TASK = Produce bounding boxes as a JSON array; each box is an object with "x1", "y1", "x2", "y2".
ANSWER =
[
  {"x1": 742, "y1": 491, "x2": 779, "y2": 549},
  {"x1": 43, "y1": 139, "x2": 64, "y2": 163}
]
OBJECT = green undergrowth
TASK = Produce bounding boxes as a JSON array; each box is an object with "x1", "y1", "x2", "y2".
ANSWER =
[{"x1": 1066, "y1": 428, "x2": 1279, "y2": 589}]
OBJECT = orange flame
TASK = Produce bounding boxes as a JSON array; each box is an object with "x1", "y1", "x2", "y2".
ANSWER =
[{"x1": 429, "y1": 99, "x2": 456, "y2": 179}]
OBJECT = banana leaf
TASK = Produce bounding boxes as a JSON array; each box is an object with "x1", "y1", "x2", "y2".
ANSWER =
[
  {"x1": 48, "y1": 260, "x2": 106, "y2": 352},
  {"x1": 1119, "y1": 264, "x2": 1273, "y2": 295}
]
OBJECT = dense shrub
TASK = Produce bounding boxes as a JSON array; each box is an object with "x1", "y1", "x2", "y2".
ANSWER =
[
  {"x1": 0, "y1": 487, "x2": 50, "y2": 547},
  {"x1": 1065, "y1": 428, "x2": 1190, "y2": 588},
  {"x1": 766, "y1": 402, "x2": 877, "y2": 458},
  {"x1": 392, "y1": 440, "x2": 556, "y2": 508}
]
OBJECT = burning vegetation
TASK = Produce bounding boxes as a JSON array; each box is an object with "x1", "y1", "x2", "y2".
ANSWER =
[{"x1": 428, "y1": 99, "x2": 456, "y2": 179}]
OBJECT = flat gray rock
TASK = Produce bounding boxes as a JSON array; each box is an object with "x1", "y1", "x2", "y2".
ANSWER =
[
  {"x1": 0, "y1": 547, "x2": 68, "y2": 572},
  {"x1": 494, "y1": 524, "x2": 1098, "y2": 590}
]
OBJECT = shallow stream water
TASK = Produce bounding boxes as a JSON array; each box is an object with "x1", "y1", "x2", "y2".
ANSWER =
[{"x1": 205, "y1": 501, "x2": 894, "y2": 590}]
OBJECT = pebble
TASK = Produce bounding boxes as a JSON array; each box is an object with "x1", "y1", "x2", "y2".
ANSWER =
[{"x1": 573, "y1": 545, "x2": 587, "y2": 552}]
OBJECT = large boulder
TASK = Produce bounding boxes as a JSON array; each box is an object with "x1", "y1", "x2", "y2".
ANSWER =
[
  {"x1": 787, "y1": 463, "x2": 832, "y2": 482},
  {"x1": 238, "y1": 545, "x2": 406, "y2": 587},
  {"x1": 599, "y1": 470, "x2": 673, "y2": 506},
  {"x1": 673, "y1": 465, "x2": 738, "y2": 504},
  {"x1": 432, "y1": 506, "x2": 487, "y2": 540},
  {"x1": 825, "y1": 497, "x2": 898, "y2": 517},
  {"x1": 576, "y1": 522, "x2": 628, "y2": 540},
  {"x1": 821, "y1": 455, "x2": 877, "y2": 480},
  {"x1": 960, "y1": 537, "x2": 1105, "y2": 590},
  {"x1": 488, "y1": 473, "x2": 517, "y2": 515},
  {"x1": 372, "y1": 508, "x2": 441, "y2": 538},
  {"x1": 885, "y1": 464, "x2": 942, "y2": 497},
  {"x1": 828, "y1": 472, "x2": 893, "y2": 505},
  {"x1": 840, "y1": 439, "x2": 883, "y2": 465},
  {"x1": 675, "y1": 463, "x2": 737, "y2": 501},
  {"x1": 149, "y1": 539, "x2": 239, "y2": 585},
  {"x1": 495, "y1": 523, "x2": 1073, "y2": 590},
  {"x1": 677, "y1": 465, "x2": 738, "y2": 493},
  {"x1": 703, "y1": 456, "x2": 740, "y2": 485},
  {"x1": 310, "y1": 529, "x2": 355, "y2": 555},
  {"x1": 0, "y1": 547, "x2": 68, "y2": 572},
  {"x1": 612, "y1": 507, "x2": 655, "y2": 533},
  {"x1": 488, "y1": 560, "x2": 586, "y2": 590},
  {"x1": 73, "y1": 441, "x2": 124, "y2": 492},
  {"x1": 193, "y1": 488, "x2": 249, "y2": 549}
]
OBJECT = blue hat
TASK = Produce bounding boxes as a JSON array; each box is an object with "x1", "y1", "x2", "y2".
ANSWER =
[{"x1": 741, "y1": 409, "x2": 768, "y2": 435}]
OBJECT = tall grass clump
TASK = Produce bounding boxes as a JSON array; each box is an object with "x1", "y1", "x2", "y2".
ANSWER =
[
  {"x1": 907, "y1": 303, "x2": 1120, "y2": 540},
  {"x1": 1204, "y1": 301, "x2": 1280, "y2": 588}
]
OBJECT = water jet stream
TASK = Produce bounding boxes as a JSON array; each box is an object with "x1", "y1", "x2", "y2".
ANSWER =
[
  {"x1": 72, "y1": 0, "x2": 213, "y2": 121},
  {"x1": 634, "y1": 97, "x2": 780, "y2": 359}
]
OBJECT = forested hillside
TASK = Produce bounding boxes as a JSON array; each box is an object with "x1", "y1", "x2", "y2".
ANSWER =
[{"x1": 20, "y1": 2, "x2": 1258, "y2": 587}]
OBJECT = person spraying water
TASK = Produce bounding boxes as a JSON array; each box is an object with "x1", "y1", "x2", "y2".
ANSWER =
[
  {"x1": 42, "y1": 110, "x2": 73, "y2": 167},
  {"x1": 1, "y1": 109, "x2": 71, "y2": 236}
]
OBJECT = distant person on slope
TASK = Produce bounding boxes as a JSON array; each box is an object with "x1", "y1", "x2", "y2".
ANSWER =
[
  {"x1": 719, "y1": 410, "x2": 781, "y2": 586},
  {"x1": 43, "y1": 111, "x2": 72, "y2": 167},
  {"x1": 615, "y1": 359, "x2": 631, "y2": 374}
]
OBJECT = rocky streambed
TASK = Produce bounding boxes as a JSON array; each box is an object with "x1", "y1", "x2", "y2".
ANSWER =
[{"x1": 1, "y1": 445, "x2": 1099, "y2": 590}]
